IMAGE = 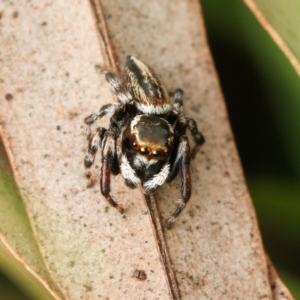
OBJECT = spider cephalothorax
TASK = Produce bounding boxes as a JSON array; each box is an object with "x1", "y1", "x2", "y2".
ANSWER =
[{"x1": 84, "y1": 55, "x2": 204, "y2": 228}]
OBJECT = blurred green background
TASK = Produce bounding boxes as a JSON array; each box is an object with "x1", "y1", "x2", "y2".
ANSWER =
[
  {"x1": 201, "y1": 0, "x2": 300, "y2": 298},
  {"x1": 0, "y1": 0, "x2": 300, "y2": 298}
]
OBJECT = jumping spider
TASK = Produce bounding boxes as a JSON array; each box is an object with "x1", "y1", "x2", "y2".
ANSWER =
[{"x1": 84, "y1": 56, "x2": 204, "y2": 228}]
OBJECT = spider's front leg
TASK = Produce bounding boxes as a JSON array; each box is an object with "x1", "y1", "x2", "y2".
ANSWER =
[
  {"x1": 170, "y1": 88, "x2": 205, "y2": 158},
  {"x1": 100, "y1": 131, "x2": 124, "y2": 214},
  {"x1": 84, "y1": 127, "x2": 106, "y2": 187},
  {"x1": 104, "y1": 71, "x2": 133, "y2": 104},
  {"x1": 84, "y1": 71, "x2": 132, "y2": 126},
  {"x1": 171, "y1": 88, "x2": 184, "y2": 115},
  {"x1": 164, "y1": 136, "x2": 191, "y2": 229},
  {"x1": 84, "y1": 103, "x2": 119, "y2": 127},
  {"x1": 84, "y1": 100, "x2": 127, "y2": 184},
  {"x1": 180, "y1": 116, "x2": 205, "y2": 158}
]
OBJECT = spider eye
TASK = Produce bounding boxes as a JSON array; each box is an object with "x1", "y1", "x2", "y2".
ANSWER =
[
  {"x1": 140, "y1": 147, "x2": 147, "y2": 153},
  {"x1": 152, "y1": 151, "x2": 158, "y2": 156},
  {"x1": 132, "y1": 142, "x2": 137, "y2": 147}
]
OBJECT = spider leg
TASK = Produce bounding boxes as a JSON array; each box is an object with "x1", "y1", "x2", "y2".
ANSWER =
[
  {"x1": 170, "y1": 89, "x2": 204, "y2": 158},
  {"x1": 84, "y1": 70, "x2": 132, "y2": 126},
  {"x1": 84, "y1": 127, "x2": 106, "y2": 187},
  {"x1": 172, "y1": 88, "x2": 184, "y2": 115},
  {"x1": 84, "y1": 103, "x2": 119, "y2": 125},
  {"x1": 104, "y1": 71, "x2": 133, "y2": 104},
  {"x1": 100, "y1": 131, "x2": 124, "y2": 214},
  {"x1": 120, "y1": 154, "x2": 141, "y2": 188},
  {"x1": 180, "y1": 116, "x2": 205, "y2": 158},
  {"x1": 143, "y1": 164, "x2": 170, "y2": 194},
  {"x1": 164, "y1": 136, "x2": 191, "y2": 229}
]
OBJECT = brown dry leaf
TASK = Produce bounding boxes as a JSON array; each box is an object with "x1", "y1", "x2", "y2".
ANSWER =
[{"x1": 0, "y1": 0, "x2": 294, "y2": 299}]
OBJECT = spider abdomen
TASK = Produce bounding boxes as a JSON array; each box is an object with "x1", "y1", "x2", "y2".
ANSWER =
[{"x1": 123, "y1": 56, "x2": 171, "y2": 115}]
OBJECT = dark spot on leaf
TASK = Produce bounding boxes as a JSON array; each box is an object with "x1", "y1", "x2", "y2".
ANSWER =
[
  {"x1": 67, "y1": 261, "x2": 75, "y2": 268},
  {"x1": 132, "y1": 269, "x2": 147, "y2": 281},
  {"x1": 12, "y1": 11, "x2": 18, "y2": 18},
  {"x1": 83, "y1": 284, "x2": 93, "y2": 292},
  {"x1": 5, "y1": 93, "x2": 13, "y2": 101}
]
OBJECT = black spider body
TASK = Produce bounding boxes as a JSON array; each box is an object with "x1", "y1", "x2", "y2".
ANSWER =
[{"x1": 84, "y1": 56, "x2": 204, "y2": 228}]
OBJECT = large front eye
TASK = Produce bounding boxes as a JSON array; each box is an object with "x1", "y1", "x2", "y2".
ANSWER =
[
  {"x1": 140, "y1": 147, "x2": 148, "y2": 154},
  {"x1": 152, "y1": 150, "x2": 159, "y2": 156},
  {"x1": 151, "y1": 149, "x2": 168, "y2": 157}
]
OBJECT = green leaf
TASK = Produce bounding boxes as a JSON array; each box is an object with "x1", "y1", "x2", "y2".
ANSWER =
[
  {"x1": 244, "y1": 0, "x2": 300, "y2": 76},
  {"x1": 0, "y1": 140, "x2": 60, "y2": 299}
]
